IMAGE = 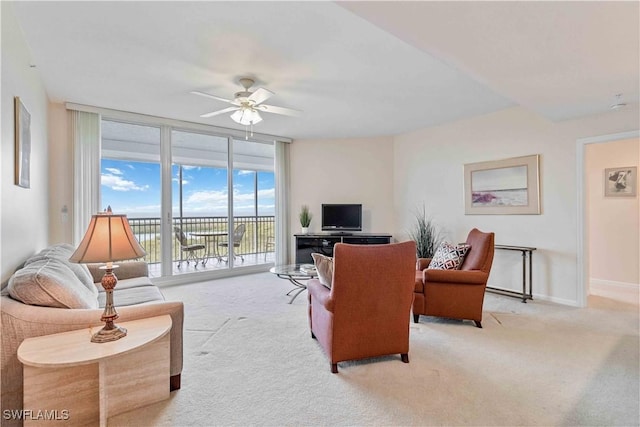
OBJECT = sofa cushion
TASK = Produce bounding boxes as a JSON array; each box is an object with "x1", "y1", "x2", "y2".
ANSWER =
[
  {"x1": 427, "y1": 242, "x2": 471, "y2": 270},
  {"x1": 100, "y1": 285, "x2": 165, "y2": 308},
  {"x1": 311, "y1": 253, "x2": 333, "y2": 289},
  {"x1": 25, "y1": 243, "x2": 97, "y2": 297},
  {"x1": 8, "y1": 258, "x2": 99, "y2": 309}
]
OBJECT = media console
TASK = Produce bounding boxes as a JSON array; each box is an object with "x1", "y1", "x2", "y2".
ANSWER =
[{"x1": 294, "y1": 233, "x2": 392, "y2": 264}]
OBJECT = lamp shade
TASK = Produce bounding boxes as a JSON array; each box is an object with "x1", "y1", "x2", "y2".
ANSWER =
[{"x1": 70, "y1": 212, "x2": 146, "y2": 264}]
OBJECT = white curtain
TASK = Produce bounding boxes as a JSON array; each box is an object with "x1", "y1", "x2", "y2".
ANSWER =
[
  {"x1": 69, "y1": 110, "x2": 101, "y2": 244},
  {"x1": 274, "y1": 141, "x2": 290, "y2": 265}
]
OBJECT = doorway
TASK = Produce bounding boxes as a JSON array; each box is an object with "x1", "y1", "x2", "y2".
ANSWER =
[{"x1": 577, "y1": 130, "x2": 640, "y2": 307}]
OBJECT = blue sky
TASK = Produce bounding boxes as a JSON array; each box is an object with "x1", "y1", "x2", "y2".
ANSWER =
[{"x1": 101, "y1": 159, "x2": 275, "y2": 218}]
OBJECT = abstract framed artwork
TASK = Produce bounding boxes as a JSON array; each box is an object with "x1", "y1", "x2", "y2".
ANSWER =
[
  {"x1": 604, "y1": 166, "x2": 636, "y2": 197},
  {"x1": 464, "y1": 154, "x2": 541, "y2": 215},
  {"x1": 14, "y1": 96, "x2": 31, "y2": 188}
]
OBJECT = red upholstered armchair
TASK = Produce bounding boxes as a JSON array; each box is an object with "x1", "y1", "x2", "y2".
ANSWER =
[
  {"x1": 308, "y1": 241, "x2": 416, "y2": 373},
  {"x1": 413, "y1": 228, "x2": 495, "y2": 328}
]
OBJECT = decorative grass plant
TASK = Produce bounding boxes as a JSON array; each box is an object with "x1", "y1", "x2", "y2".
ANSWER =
[
  {"x1": 299, "y1": 205, "x2": 312, "y2": 228},
  {"x1": 408, "y1": 205, "x2": 442, "y2": 259}
]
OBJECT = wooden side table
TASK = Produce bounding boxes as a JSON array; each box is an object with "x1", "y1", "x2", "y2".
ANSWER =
[{"x1": 18, "y1": 315, "x2": 172, "y2": 426}]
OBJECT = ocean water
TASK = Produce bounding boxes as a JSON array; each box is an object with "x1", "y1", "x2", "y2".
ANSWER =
[{"x1": 472, "y1": 189, "x2": 528, "y2": 207}]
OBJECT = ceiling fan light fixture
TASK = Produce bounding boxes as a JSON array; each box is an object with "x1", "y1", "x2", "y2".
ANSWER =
[{"x1": 231, "y1": 108, "x2": 262, "y2": 125}]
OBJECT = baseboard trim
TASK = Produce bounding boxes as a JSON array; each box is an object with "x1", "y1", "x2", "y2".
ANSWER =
[
  {"x1": 532, "y1": 293, "x2": 581, "y2": 307},
  {"x1": 590, "y1": 278, "x2": 639, "y2": 303}
]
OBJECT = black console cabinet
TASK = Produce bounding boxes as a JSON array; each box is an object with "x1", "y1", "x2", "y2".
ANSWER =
[{"x1": 294, "y1": 233, "x2": 392, "y2": 264}]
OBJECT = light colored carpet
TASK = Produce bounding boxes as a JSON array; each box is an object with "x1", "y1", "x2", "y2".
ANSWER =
[{"x1": 110, "y1": 272, "x2": 640, "y2": 427}]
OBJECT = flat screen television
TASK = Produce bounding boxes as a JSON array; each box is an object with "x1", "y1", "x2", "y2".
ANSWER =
[{"x1": 321, "y1": 204, "x2": 362, "y2": 232}]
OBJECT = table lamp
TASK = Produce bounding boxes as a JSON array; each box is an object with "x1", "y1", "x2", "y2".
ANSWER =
[{"x1": 70, "y1": 207, "x2": 146, "y2": 343}]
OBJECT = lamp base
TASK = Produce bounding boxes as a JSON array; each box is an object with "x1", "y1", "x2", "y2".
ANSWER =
[
  {"x1": 91, "y1": 323, "x2": 127, "y2": 343},
  {"x1": 92, "y1": 265, "x2": 127, "y2": 343}
]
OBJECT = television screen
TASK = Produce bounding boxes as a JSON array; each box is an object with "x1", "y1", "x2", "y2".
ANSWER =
[{"x1": 321, "y1": 204, "x2": 362, "y2": 232}]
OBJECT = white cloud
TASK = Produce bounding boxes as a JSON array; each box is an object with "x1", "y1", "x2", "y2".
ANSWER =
[
  {"x1": 105, "y1": 167, "x2": 123, "y2": 175},
  {"x1": 102, "y1": 173, "x2": 149, "y2": 192},
  {"x1": 257, "y1": 188, "x2": 275, "y2": 198},
  {"x1": 172, "y1": 177, "x2": 190, "y2": 185},
  {"x1": 185, "y1": 189, "x2": 228, "y2": 205},
  {"x1": 237, "y1": 170, "x2": 254, "y2": 176}
]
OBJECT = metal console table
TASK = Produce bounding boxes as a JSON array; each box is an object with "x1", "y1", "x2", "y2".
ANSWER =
[{"x1": 489, "y1": 245, "x2": 536, "y2": 303}]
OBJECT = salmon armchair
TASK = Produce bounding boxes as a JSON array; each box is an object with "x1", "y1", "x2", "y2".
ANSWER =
[
  {"x1": 413, "y1": 228, "x2": 495, "y2": 328},
  {"x1": 308, "y1": 241, "x2": 416, "y2": 373}
]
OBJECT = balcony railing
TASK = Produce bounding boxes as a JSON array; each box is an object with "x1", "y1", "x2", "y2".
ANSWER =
[{"x1": 128, "y1": 216, "x2": 275, "y2": 264}]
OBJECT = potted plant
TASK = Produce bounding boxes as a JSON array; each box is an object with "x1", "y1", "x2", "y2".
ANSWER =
[
  {"x1": 299, "y1": 205, "x2": 312, "y2": 234},
  {"x1": 408, "y1": 205, "x2": 442, "y2": 259}
]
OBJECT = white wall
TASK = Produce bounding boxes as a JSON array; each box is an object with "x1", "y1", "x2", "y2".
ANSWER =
[
  {"x1": 1, "y1": 3, "x2": 50, "y2": 284},
  {"x1": 289, "y1": 136, "x2": 395, "y2": 261},
  {"x1": 393, "y1": 106, "x2": 639, "y2": 306},
  {"x1": 586, "y1": 138, "x2": 639, "y2": 303}
]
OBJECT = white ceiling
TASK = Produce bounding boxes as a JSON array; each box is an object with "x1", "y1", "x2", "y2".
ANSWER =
[{"x1": 10, "y1": 1, "x2": 639, "y2": 140}]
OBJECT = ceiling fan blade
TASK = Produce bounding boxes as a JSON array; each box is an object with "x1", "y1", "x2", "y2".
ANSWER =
[
  {"x1": 256, "y1": 104, "x2": 302, "y2": 117},
  {"x1": 190, "y1": 91, "x2": 235, "y2": 104},
  {"x1": 200, "y1": 106, "x2": 240, "y2": 118},
  {"x1": 248, "y1": 88, "x2": 274, "y2": 105}
]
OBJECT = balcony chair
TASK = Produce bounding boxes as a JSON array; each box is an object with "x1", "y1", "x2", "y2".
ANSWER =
[
  {"x1": 413, "y1": 228, "x2": 495, "y2": 328},
  {"x1": 174, "y1": 227, "x2": 206, "y2": 267},
  {"x1": 264, "y1": 235, "x2": 275, "y2": 261},
  {"x1": 308, "y1": 241, "x2": 416, "y2": 373},
  {"x1": 217, "y1": 224, "x2": 246, "y2": 263}
]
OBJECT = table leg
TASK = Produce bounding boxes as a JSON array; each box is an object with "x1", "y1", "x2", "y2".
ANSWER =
[
  {"x1": 212, "y1": 235, "x2": 224, "y2": 263},
  {"x1": 285, "y1": 278, "x2": 307, "y2": 304},
  {"x1": 521, "y1": 250, "x2": 527, "y2": 303},
  {"x1": 201, "y1": 237, "x2": 211, "y2": 266},
  {"x1": 528, "y1": 250, "x2": 534, "y2": 300}
]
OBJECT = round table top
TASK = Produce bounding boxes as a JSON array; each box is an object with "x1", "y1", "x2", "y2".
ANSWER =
[
  {"x1": 18, "y1": 315, "x2": 172, "y2": 368},
  {"x1": 270, "y1": 264, "x2": 318, "y2": 278},
  {"x1": 190, "y1": 231, "x2": 227, "y2": 237}
]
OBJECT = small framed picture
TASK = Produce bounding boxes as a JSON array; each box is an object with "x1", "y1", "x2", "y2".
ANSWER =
[{"x1": 604, "y1": 167, "x2": 637, "y2": 197}]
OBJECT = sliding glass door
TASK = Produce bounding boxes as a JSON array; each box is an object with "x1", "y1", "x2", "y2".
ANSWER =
[
  {"x1": 100, "y1": 120, "x2": 163, "y2": 275},
  {"x1": 232, "y1": 138, "x2": 276, "y2": 266},
  {"x1": 171, "y1": 129, "x2": 230, "y2": 273},
  {"x1": 100, "y1": 119, "x2": 276, "y2": 278}
]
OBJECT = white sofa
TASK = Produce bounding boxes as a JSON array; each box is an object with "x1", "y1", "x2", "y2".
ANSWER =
[{"x1": 0, "y1": 244, "x2": 183, "y2": 424}]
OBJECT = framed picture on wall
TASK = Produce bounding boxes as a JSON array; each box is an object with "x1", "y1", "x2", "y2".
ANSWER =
[
  {"x1": 464, "y1": 154, "x2": 541, "y2": 215},
  {"x1": 14, "y1": 96, "x2": 31, "y2": 189},
  {"x1": 604, "y1": 166, "x2": 637, "y2": 197}
]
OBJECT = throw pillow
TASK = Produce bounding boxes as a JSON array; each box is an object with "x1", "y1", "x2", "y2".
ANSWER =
[
  {"x1": 8, "y1": 258, "x2": 99, "y2": 309},
  {"x1": 24, "y1": 243, "x2": 97, "y2": 296},
  {"x1": 311, "y1": 253, "x2": 333, "y2": 289},
  {"x1": 427, "y1": 242, "x2": 471, "y2": 270}
]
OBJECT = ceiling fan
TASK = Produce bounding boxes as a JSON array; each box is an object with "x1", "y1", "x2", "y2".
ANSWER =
[{"x1": 191, "y1": 77, "x2": 301, "y2": 136}]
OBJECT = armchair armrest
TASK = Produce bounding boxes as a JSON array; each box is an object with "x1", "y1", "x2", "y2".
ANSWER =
[
  {"x1": 424, "y1": 269, "x2": 488, "y2": 285},
  {"x1": 416, "y1": 258, "x2": 432, "y2": 271},
  {"x1": 308, "y1": 279, "x2": 334, "y2": 312}
]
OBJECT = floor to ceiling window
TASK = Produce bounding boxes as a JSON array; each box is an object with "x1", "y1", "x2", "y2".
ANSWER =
[
  {"x1": 100, "y1": 118, "x2": 276, "y2": 279},
  {"x1": 232, "y1": 138, "x2": 276, "y2": 267}
]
